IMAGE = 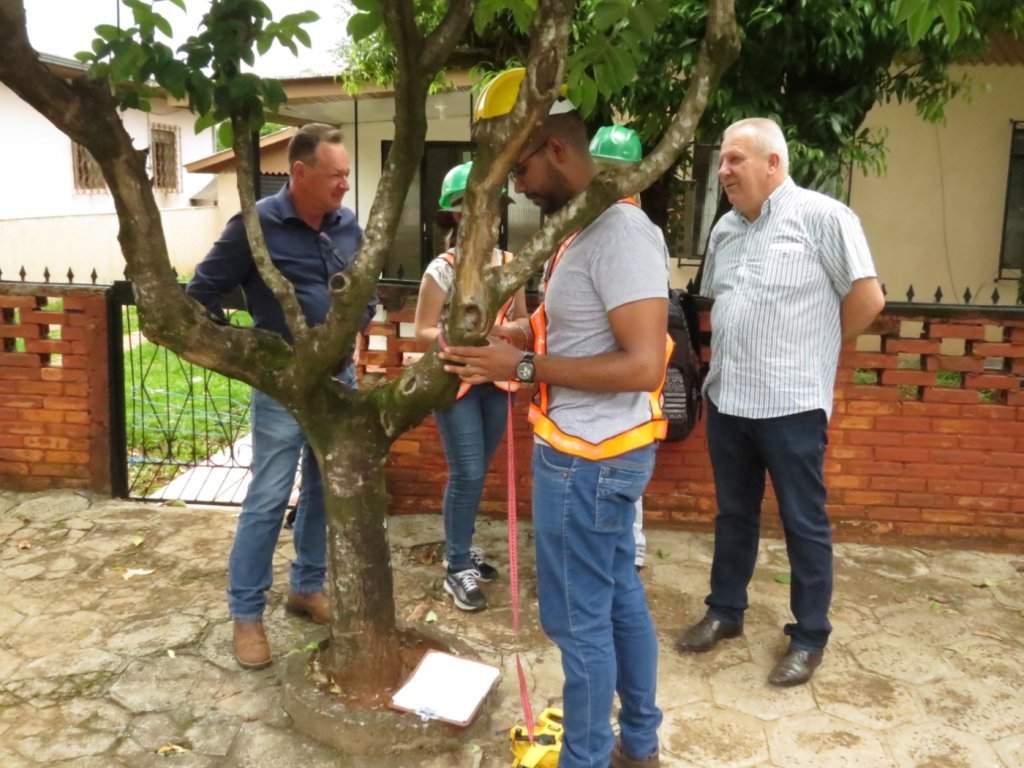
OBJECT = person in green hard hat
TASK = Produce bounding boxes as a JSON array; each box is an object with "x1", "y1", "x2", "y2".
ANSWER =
[
  {"x1": 591, "y1": 124, "x2": 651, "y2": 573},
  {"x1": 414, "y1": 160, "x2": 531, "y2": 612}
]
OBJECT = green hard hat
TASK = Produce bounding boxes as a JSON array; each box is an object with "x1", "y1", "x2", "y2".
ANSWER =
[
  {"x1": 589, "y1": 125, "x2": 642, "y2": 164},
  {"x1": 438, "y1": 161, "x2": 472, "y2": 209}
]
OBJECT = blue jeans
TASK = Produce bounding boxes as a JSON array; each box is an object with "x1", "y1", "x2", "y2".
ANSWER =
[
  {"x1": 704, "y1": 400, "x2": 832, "y2": 650},
  {"x1": 434, "y1": 384, "x2": 509, "y2": 571},
  {"x1": 532, "y1": 442, "x2": 661, "y2": 768},
  {"x1": 228, "y1": 365, "x2": 357, "y2": 621}
]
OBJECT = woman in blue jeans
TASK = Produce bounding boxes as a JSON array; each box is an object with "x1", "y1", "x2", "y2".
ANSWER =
[{"x1": 414, "y1": 161, "x2": 531, "y2": 611}]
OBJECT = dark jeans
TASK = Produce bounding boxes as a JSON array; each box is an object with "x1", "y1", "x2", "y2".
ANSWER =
[{"x1": 704, "y1": 399, "x2": 833, "y2": 651}]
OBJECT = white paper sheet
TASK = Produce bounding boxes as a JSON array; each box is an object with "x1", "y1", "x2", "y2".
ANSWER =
[{"x1": 390, "y1": 650, "x2": 500, "y2": 725}]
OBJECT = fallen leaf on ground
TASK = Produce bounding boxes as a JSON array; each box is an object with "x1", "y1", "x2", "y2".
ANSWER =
[
  {"x1": 167, "y1": 649, "x2": 176, "y2": 658},
  {"x1": 130, "y1": 536, "x2": 144, "y2": 548},
  {"x1": 971, "y1": 578, "x2": 997, "y2": 589},
  {"x1": 123, "y1": 568, "x2": 155, "y2": 580},
  {"x1": 425, "y1": 610, "x2": 438, "y2": 623},
  {"x1": 973, "y1": 630, "x2": 1004, "y2": 641},
  {"x1": 774, "y1": 572, "x2": 792, "y2": 585},
  {"x1": 17, "y1": 540, "x2": 31, "y2": 550},
  {"x1": 155, "y1": 743, "x2": 188, "y2": 755}
]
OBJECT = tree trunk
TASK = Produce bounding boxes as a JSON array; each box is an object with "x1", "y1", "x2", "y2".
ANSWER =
[{"x1": 306, "y1": 401, "x2": 403, "y2": 696}]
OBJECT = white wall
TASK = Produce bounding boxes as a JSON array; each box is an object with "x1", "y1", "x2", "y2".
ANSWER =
[
  {"x1": 0, "y1": 82, "x2": 218, "y2": 284},
  {"x1": 850, "y1": 64, "x2": 1024, "y2": 305}
]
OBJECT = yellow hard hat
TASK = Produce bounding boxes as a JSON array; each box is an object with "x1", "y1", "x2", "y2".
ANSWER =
[
  {"x1": 473, "y1": 68, "x2": 526, "y2": 121},
  {"x1": 473, "y1": 67, "x2": 574, "y2": 121}
]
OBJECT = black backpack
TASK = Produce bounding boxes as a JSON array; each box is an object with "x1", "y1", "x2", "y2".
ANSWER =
[{"x1": 662, "y1": 289, "x2": 705, "y2": 442}]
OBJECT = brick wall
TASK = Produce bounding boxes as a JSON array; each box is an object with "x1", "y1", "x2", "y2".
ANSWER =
[
  {"x1": 368, "y1": 287, "x2": 1024, "y2": 548},
  {"x1": 0, "y1": 284, "x2": 111, "y2": 493}
]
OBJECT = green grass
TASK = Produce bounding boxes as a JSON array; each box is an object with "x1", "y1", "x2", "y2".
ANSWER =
[{"x1": 124, "y1": 308, "x2": 253, "y2": 494}]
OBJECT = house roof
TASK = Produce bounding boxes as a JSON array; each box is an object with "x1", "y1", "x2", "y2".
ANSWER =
[
  {"x1": 974, "y1": 32, "x2": 1024, "y2": 66},
  {"x1": 185, "y1": 127, "x2": 297, "y2": 174}
]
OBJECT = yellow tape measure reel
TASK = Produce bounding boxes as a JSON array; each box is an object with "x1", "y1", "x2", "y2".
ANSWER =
[{"x1": 510, "y1": 707, "x2": 564, "y2": 768}]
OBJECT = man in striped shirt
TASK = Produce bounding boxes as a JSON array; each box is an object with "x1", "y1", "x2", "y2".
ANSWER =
[{"x1": 675, "y1": 117, "x2": 884, "y2": 686}]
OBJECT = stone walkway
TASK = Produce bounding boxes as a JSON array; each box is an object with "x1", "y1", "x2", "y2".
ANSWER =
[{"x1": 1, "y1": 489, "x2": 1023, "y2": 767}]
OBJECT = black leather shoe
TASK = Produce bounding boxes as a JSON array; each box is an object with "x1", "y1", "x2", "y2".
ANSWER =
[
  {"x1": 768, "y1": 648, "x2": 823, "y2": 687},
  {"x1": 674, "y1": 616, "x2": 743, "y2": 653}
]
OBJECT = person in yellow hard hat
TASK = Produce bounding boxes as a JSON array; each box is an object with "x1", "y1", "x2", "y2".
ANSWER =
[
  {"x1": 414, "y1": 161, "x2": 531, "y2": 613},
  {"x1": 441, "y1": 69, "x2": 668, "y2": 768}
]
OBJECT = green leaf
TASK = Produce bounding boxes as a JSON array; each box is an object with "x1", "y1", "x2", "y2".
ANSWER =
[
  {"x1": 906, "y1": 5, "x2": 936, "y2": 45},
  {"x1": 774, "y1": 572, "x2": 792, "y2": 585},
  {"x1": 347, "y1": 11, "x2": 383, "y2": 41},
  {"x1": 593, "y1": 0, "x2": 624, "y2": 32},
  {"x1": 166, "y1": 0, "x2": 186, "y2": 11},
  {"x1": 626, "y1": 6, "x2": 656, "y2": 40},
  {"x1": 350, "y1": 0, "x2": 379, "y2": 11},
  {"x1": 153, "y1": 14, "x2": 173, "y2": 38},
  {"x1": 937, "y1": 0, "x2": 961, "y2": 41},
  {"x1": 94, "y1": 24, "x2": 122, "y2": 42}
]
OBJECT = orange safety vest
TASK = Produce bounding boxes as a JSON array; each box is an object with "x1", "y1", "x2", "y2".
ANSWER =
[
  {"x1": 438, "y1": 249, "x2": 521, "y2": 399},
  {"x1": 527, "y1": 198, "x2": 673, "y2": 460}
]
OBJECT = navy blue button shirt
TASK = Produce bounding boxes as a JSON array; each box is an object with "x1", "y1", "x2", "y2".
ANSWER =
[{"x1": 186, "y1": 184, "x2": 378, "y2": 345}]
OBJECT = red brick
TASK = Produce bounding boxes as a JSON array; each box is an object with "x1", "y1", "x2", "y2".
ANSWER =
[
  {"x1": 954, "y1": 495, "x2": 1012, "y2": 512},
  {"x1": 21, "y1": 409, "x2": 65, "y2": 424},
  {"x1": 42, "y1": 396, "x2": 86, "y2": 411},
  {"x1": 867, "y1": 507, "x2": 921, "y2": 522},
  {"x1": 847, "y1": 430, "x2": 903, "y2": 447},
  {"x1": 903, "y1": 433, "x2": 958, "y2": 449},
  {"x1": 874, "y1": 417, "x2": 932, "y2": 432},
  {"x1": 841, "y1": 490, "x2": 897, "y2": 506},
  {"x1": 927, "y1": 479, "x2": 982, "y2": 495},
  {"x1": 972, "y1": 342, "x2": 1019, "y2": 357},
  {"x1": 932, "y1": 419, "x2": 1000, "y2": 436},
  {"x1": 0, "y1": 462, "x2": 30, "y2": 476},
  {"x1": 844, "y1": 460, "x2": 904, "y2": 476},
  {"x1": 871, "y1": 476, "x2": 927, "y2": 492},
  {"x1": 925, "y1": 356, "x2": 985, "y2": 373},
  {"x1": 898, "y1": 492, "x2": 955, "y2": 508},
  {"x1": 0, "y1": 448, "x2": 44, "y2": 462},
  {"x1": 22, "y1": 436, "x2": 71, "y2": 450},
  {"x1": 964, "y1": 373, "x2": 1018, "y2": 390},
  {"x1": 28, "y1": 462, "x2": 90, "y2": 478},
  {"x1": 828, "y1": 475, "x2": 872, "y2": 490},
  {"x1": 981, "y1": 481, "x2": 1024, "y2": 498},
  {"x1": 44, "y1": 450, "x2": 90, "y2": 464},
  {"x1": 991, "y1": 452, "x2": 1024, "y2": 468},
  {"x1": 882, "y1": 371, "x2": 939, "y2": 387},
  {"x1": 920, "y1": 509, "x2": 976, "y2": 525},
  {"x1": 11, "y1": 381, "x2": 63, "y2": 396},
  {"x1": 842, "y1": 386, "x2": 900, "y2": 402},
  {"x1": 922, "y1": 388, "x2": 983, "y2": 404},
  {"x1": 0, "y1": 395, "x2": 44, "y2": 409},
  {"x1": 928, "y1": 323, "x2": 986, "y2": 340},
  {"x1": 831, "y1": 415, "x2": 875, "y2": 431},
  {"x1": 893, "y1": 522, "x2": 942, "y2": 537},
  {"x1": 845, "y1": 353, "x2": 899, "y2": 369},
  {"x1": 846, "y1": 401, "x2": 900, "y2": 416},
  {"x1": 0, "y1": 353, "x2": 42, "y2": 368},
  {"x1": 900, "y1": 402, "x2": 962, "y2": 418},
  {"x1": 960, "y1": 435, "x2": 1016, "y2": 452},
  {"x1": 0, "y1": 296, "x2": 40, "y2": 309},
  {"x1": 873, "y1": 447, "x2": 931, "y2": 463},
  {"x1": 929, "y1": 449, "x2": 987, "y2": 465}
]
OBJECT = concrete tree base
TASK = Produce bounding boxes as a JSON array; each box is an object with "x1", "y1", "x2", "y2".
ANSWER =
[{"x1": 279, "y1": 626, "x2": 493, "y2": 758}]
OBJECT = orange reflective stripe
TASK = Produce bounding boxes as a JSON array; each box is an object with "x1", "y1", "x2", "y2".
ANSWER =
[
  {"x1": 528, "y1": 242, "x2": 673, "y2": 460},
  {"x1": 527, "y1": 405, "x2": 668, "y2": 461}
]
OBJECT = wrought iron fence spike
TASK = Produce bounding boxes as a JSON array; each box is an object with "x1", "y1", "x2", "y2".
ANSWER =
[
  {"x1": 991, "y1": 287, "x2": 1000, "y2": 304},
  {"x1": 91, "y1": 268, "x2": 98, "y2": 285},
  {"x1": 962, "y1": 288, "x2": 972, "y2": 304},
  {"x1": 67, "y1": 268, "x2": 75, "y2": 284},
  {"x1": 934, "y1": 286, "x2": 943, "y2": 303},
  {"x1": 19, "y1": 266, "x2": 27, "y2": 281},
  {"x1": 43, "y1": 267, "x2": 51, "y2": 283},
  {"x1": 906, "y1": 284, "x2": 915, "y2": 302}
]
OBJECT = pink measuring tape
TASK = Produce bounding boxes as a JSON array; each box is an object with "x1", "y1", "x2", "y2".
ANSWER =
[{"x1": 507, "y1": 391, "x2": 535, "y2": 740}]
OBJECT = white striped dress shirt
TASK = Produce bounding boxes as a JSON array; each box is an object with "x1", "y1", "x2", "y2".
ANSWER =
[{"x1": 701, "y1": 177, "x2": 877, "y2": 419}]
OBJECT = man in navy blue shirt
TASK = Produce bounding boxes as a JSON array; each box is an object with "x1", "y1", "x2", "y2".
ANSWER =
[{"x1": 187, "y1": 123, "x2": 377, "y2": 669}]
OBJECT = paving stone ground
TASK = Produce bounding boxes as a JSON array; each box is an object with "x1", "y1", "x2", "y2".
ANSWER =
[{"x1": 1, "y1": 489, "x2": 1023, "y2": 767}]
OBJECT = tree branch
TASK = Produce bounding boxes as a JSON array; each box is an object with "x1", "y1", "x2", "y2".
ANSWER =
[{"x1": 492, "y1": 0, "x2": 740, "y2": 300}]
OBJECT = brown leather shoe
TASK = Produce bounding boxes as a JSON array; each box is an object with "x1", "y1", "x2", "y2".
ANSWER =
[
  {"x1": 674, "y1": 616, "x2": 743, "y2": 653},
  {"x1": 285, "y1": 590, "x2": 331, "y2": 624},
  {"x1": 610, "y1": 737, "x2": 660, "y2": 768},
  {"x1": 233, "y1": 620, "x2": 272, "y2": 669},
  {"x1": 768, "y1": 648, "x2": 823, "y2": 687}
]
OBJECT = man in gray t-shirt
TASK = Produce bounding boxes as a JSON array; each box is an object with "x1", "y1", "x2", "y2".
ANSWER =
[{"x1": 441, "y1": 105, "x2": 667, "y2": 768}]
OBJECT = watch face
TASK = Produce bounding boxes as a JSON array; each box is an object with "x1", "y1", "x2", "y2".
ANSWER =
[{"x1": 516, "y1": 359, "x2": 535, "y2": 383}]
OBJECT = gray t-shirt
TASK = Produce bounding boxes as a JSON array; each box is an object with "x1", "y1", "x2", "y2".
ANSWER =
[{"x1": 540, "y1": 202, "x2": 669, "y2": 446}]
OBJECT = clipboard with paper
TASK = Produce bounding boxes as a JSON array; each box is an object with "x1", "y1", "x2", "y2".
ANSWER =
[{"x1": 390, "y1": 650, "x2": 500, "y2": 726}]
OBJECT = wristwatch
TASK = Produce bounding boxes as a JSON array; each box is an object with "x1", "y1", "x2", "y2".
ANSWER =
[{"x1": 515, "y1": 352, "x2": 537, "y2": 384}]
